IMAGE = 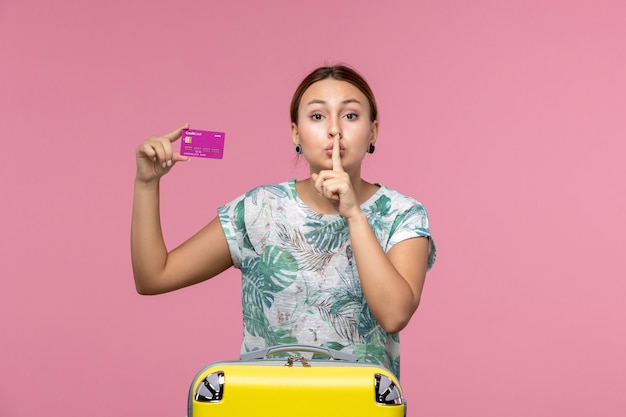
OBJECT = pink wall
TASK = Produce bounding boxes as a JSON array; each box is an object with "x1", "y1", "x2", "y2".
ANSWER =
[{"x1": 1, "y1": 1, "x2": 625, "y2": 416}]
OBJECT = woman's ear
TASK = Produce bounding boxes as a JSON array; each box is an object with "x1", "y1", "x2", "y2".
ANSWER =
[
  {"x1": 370, "y1": 120, "x2": 378, "y2": 146},
  {"x1": 291, "y1": 122, "x2": 299, "y2": 145}
]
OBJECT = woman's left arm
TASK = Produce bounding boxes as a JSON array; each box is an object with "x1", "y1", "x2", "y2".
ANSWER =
[
  {"x1": 314, "y1": 134, "x2": 430, "y2": 333},
  {"x1": 346, "y1": 212, "x2": 430, "y2": 334}
]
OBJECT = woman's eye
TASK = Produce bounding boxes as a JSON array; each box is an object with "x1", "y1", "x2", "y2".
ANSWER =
[
  {"x1": 311, "y1": 114, "x2": 323, "y2": 120},
  {"x1": 345, "y1": 113, "x2": 359, "y2": 120}
]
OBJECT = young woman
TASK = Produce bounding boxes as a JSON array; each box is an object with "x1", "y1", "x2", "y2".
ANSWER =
[{"x1": 131, "y1": 65, "x2": 436, "y2": 377}]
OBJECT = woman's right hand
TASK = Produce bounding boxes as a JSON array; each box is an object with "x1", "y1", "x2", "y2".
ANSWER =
[{"x1": 135, "y1": 124, "x2": 190, "y2": 183}]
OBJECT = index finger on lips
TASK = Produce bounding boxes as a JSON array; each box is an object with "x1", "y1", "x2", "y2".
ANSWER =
[{"x1": 332, "y1": 134, "x2": 343, "y2": 172}]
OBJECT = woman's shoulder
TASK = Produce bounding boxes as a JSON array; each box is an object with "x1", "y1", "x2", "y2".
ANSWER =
[
  {"x1": 220, "y1": 181, "x2": 297, "y2": 218},
  {"x1": 373, "y1": 183, "x2": 427, "y2": 211},
  {"x1": 220, "y1": 181, "x2": 293, "y2": 208},
  {"x1": 243, "y1": 180, "x2": 295, "y2": 201},
  {"x1": 218, "y1": 181, "x2": 296, "y2": 210}
]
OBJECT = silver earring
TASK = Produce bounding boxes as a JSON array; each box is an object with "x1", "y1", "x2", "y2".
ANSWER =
[
  {"x1": 368, "y1": 144, "x2": 375, "y2": 154},
  {"x1": 295, "y1": 144, "x2": 302, "y2": 154}
]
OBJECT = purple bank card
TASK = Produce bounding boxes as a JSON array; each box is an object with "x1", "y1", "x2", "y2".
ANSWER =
[{"x1": 180, "y1": 129, "x2": 225, "y2": 159}]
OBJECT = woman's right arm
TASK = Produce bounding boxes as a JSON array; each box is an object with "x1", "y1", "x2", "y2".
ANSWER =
[{"x1": 131, "y1": 125, "x2": 233, "y2": 295}]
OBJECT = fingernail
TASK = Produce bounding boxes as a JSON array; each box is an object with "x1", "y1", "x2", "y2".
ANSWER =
[
  {"x1": 162, "y1": 162, "x2": 167, "y2": 168},
  {"x1": 167, "y1": 160, "x2": 172, "y2": 167}
]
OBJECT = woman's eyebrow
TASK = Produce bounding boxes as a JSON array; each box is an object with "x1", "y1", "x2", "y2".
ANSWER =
[{"x1": 306, "y1": 98, "x2": 363, "y2": 106}]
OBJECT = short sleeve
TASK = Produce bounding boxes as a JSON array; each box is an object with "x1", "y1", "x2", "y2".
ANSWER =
[
  {"x1": 217, "y1": 195, "x2": 246, "y2": 269},
  {"x1": 387, "y1": 203, "x2": 437, "y2": 270}
]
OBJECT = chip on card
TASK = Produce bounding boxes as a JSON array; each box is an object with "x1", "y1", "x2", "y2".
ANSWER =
[{"x1": 180, "y1": 129, "x2": 225, "y2": 159}]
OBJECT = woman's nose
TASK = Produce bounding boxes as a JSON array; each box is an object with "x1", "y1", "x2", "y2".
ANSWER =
[{"x1": 328, "y1": 119, "x2": 342, "y2": 139}]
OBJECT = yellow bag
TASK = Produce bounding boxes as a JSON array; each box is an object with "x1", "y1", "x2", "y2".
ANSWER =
[{"x1": 188, "y1": 345, "x2": 406, "y2": 417}]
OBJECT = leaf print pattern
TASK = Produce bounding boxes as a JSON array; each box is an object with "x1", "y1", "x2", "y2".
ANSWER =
[
  {"x1": 242, "y1": 302, "x2": 271, "y2": 338},
  {"x1": 247, "y1": 184, "x2": 290, "y2": 205},
  {"x1": 241, "y1": 258, "x2": 274, "y2": 308},
  {"x1": 275, "y1": 222, "x2": 335, "y2": 272},
  {"x1": 303, "y1": 218, "x2": 350, "y2": 252},
  {"x1": 313, "y1": 296, "x2": 360, "y2": 342},
  {"x1": 257, "y1": 245, "x2": 298, "y2": 293},
  {"x1": 217, "y1": 180, "x2": 436, "y2": 379},
  {"x1": 315, "y1": 259, "x2": 364, "y2": 341}
]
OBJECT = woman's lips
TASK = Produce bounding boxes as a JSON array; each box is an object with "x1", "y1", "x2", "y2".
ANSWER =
[{"x1": 325, "y1": 148, "x2": 345, "y2": 156}]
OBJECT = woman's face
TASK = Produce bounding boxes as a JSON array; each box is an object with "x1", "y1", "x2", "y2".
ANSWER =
[{"x1": 292, "y1": 78, "x2": 378, "y2": 173}]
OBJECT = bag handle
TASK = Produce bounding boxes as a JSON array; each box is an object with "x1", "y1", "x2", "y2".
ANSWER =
[{"x1": 240, "y1": 344, "x2": 358, "y2": 362}]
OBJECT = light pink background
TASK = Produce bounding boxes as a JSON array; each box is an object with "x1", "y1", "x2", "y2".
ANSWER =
[{"x1": 1, "y1": 1, "x2": 625, "y2": 416}]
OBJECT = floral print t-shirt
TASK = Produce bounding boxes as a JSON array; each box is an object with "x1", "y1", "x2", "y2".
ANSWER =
[{"x1": 218, "y1": 180, "x2": 435, "y2": 377}]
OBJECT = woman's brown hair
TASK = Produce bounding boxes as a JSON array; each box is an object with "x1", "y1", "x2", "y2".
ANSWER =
[{"x1": 290, "y1": 65, "x2": 378, "y2": 124}]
